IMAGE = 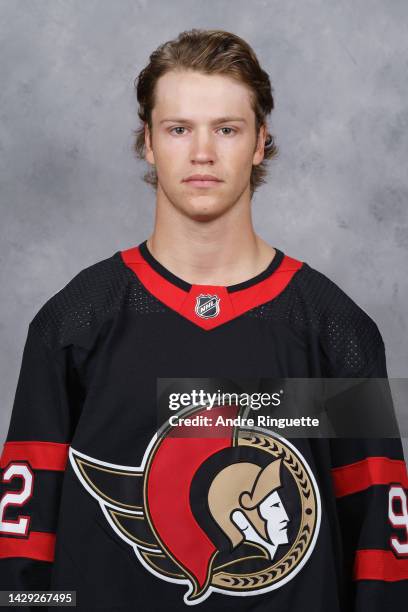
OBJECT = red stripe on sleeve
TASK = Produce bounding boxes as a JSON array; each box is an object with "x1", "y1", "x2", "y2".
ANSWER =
[
  {"x1": 0, "y1": 442, "x2": 69, "y2": 471},
  {"x1": 0, "y1": 531, "x2": 55, "y2": 561},
  {"x1": 354, "y1": 549, "x2": 408, "y2": 581},
  {"x1": 332, "y1": 456, "x2": 408, "y2": 498}
]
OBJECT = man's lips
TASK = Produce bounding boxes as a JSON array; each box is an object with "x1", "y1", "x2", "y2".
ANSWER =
[{"x1": 182, "y1": 175, "x2": 223, "y2": 188}]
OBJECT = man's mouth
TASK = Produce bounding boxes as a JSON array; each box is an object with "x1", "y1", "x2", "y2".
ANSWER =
[{"x1": 183, "y1": 174, "x2": 223, "y2": 188}]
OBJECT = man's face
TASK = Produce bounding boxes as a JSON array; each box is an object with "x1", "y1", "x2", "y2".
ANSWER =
[{"x1": 145, "y1": 70, "x2": 266, "y2": 221}]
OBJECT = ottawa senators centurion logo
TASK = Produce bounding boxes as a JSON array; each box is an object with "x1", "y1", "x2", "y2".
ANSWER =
[{"x1": 69, "y1": 403, "x2": 321, "y2": 605}]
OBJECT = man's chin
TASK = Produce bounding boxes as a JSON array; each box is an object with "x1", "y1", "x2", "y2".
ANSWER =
[
  {"x1": 175, "y1": 205, "x2": 224, "y2": 222},
  {"x1": 178, "y1": 196, "x2": 234, "y2": 222}
]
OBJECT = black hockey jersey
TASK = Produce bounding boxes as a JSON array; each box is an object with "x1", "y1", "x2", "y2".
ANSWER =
[{"x1": 1, "y1": 240, "x2": 407, "y2": 611}]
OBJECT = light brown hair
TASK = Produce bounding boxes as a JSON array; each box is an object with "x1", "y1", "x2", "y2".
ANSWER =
[{"x1": 133, "y1": 28, "x2": 278, "y2": 199}]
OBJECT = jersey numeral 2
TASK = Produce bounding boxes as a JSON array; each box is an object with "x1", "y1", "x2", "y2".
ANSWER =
[{"x1": 0, "y1": 462, "x2": 33, "y2": 536}]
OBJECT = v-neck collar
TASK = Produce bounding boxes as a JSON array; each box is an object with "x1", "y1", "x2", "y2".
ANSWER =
[
  {"x1": 138, "y1": 240, "x2": 286, "y2": 293},
  {"x1": 119, "y1": 241, "x2": 303, "y2": 330}
]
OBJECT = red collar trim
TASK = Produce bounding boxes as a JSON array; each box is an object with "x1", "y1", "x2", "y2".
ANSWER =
[{"x1": 120, "y1": 246, "x2": 303, "y2": 330}]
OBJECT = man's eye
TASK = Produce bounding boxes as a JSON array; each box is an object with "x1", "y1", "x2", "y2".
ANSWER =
[
  {"x1": 218, "y1": 127, "x2": 236, "y2": 135},
  {"x1": 170, "y1": 127, "x2": 187, "y2": 135},
  {"x1": 271, "y1": 502, "x2": 280, "y2": 508}
]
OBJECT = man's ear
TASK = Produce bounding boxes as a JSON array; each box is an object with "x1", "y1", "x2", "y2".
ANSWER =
[
  {"x1": 145, "y1": 123, "x2": 155, "y2": 165},
  {"x1": 252, "y1": 124, "x2": 267, "y2": 166}
]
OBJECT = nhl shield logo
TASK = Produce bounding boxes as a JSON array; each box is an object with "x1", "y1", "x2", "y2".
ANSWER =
[
  {"x1": 69, "y1": 403, "x2": 321, "y2": 606},
  {"x1": 195, "y1": 294, "x2": 220, "y2": 319}
]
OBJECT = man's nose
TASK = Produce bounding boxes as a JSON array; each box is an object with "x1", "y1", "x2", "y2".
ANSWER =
[{"x1": 190, "y1": 129, "x2": 216, "y2": 162}]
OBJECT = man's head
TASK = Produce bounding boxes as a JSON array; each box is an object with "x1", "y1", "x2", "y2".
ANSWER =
[{"x1": 133, "y1": 29, "x2": 278, "y2": 220}]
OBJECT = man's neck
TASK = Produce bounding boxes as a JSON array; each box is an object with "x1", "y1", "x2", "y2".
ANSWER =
[{"x1": 146, "y1": 196, "x2": 276, "y2": 287}]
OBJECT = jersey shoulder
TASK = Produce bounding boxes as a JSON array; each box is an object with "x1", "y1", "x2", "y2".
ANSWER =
[
  {"x1": 29, "y1": 250, "x2": 134, "y2": 350},
  {"x1": 293, "y1": 260, "x2": 384, "y2": 376}
]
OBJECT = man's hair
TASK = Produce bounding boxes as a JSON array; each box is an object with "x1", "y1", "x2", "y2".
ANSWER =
[{"x1": 133, "y1": 28, "x2": 278, "y2": 199}]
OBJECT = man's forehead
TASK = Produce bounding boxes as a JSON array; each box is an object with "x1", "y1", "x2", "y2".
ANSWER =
[{"x1": 153, "y1": 70, "x2": 253, "y2": 120}]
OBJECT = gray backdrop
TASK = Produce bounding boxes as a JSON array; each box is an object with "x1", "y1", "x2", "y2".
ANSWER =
[{"x1": 1, "y1": 0, "x2": 407, "y2": 459}]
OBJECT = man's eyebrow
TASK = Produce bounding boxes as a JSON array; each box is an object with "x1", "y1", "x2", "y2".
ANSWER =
[{"x1": 159, "y1": 116, "x2": 247, "y2": 124}]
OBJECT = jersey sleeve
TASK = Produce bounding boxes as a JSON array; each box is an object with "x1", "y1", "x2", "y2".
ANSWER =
[
  {"x1": 0, "y1": 320, "x2": 82, "y2": 590},
  {"x1": 329, "y1": 339, "x2": 408, "y2": 610}
]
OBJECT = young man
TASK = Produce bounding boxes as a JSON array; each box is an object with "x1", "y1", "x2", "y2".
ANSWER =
[{"x1": 1, "y1": 29, "x2": 407, "y2": 611}]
